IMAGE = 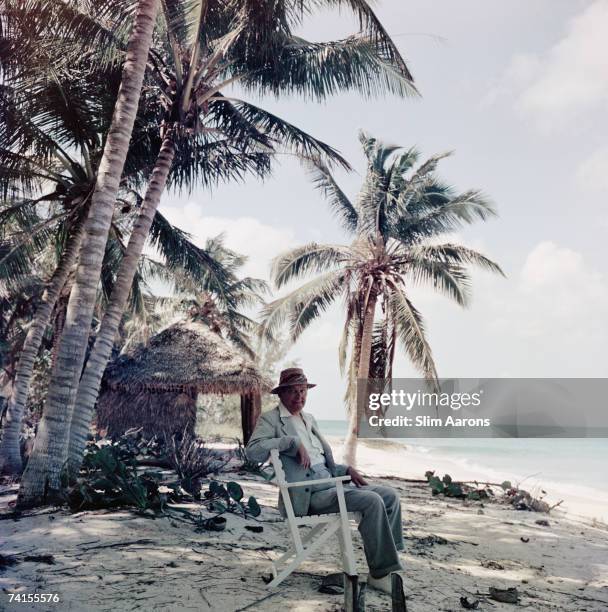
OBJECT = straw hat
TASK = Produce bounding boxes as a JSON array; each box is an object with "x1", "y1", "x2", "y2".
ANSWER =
[{"x1": 270, "y1": 368, "x2": 316, "y2": 394}]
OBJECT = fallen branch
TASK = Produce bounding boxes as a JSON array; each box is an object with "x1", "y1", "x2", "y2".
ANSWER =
[
  {"x1": 543, "y1": 587, "x2": 608, "y2": 606},
  {"x1": 192, "y1": 543, "x2": 276, "y2": 553},
  {"x1": 80, "y1": 538, "x2": 155, "y2": 551},
  {"x1": 235, "y1": 591, "x2": 282, "y2": 611}
]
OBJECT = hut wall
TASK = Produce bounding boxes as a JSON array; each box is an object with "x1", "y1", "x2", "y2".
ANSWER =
[{"x1": 96, "y1": 389, "x2": 197, "y2": 440}]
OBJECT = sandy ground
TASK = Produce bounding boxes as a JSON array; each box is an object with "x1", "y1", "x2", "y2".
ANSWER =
[{"x1": 1, "y1": 440, "x2": 608, "y2": 612}]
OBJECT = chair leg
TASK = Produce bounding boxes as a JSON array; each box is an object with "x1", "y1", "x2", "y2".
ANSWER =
[
  {"x1": 338, "y1": 521, "x2": 358, "y2": 576},
  {"x1": 273, "y1": 541, "x2": 296, "y2": 570},
  {"x1": 273, "y1": 523, "x2": 326, "y2": 569},
  {"x1": 267, "y1": 552, "x2": 307, "y2": 589},
  {"x1": 391, "y1": 571, "x2": 407, "y2": 611},
  {"x1": 344, "y1": 573, "x2": 362, "y2": 612},
  {"x1": 301, "y1": 523, "x2": 328, "y2": 547},
  {"x1": 266, "y1": 521, "x2": 341, "y2": 589}
]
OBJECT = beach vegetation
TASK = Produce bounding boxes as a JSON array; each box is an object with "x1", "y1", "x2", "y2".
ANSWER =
[
  {"x1": 424, "y1": 469, "x2": 558, "y2": 513},
  {"x1": 62, "y1": 428, "x2": 264, "y2": 530}
]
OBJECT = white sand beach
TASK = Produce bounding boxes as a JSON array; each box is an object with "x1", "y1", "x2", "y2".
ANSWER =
[{"x1": 2, "y1": 438, "x2": 607, "y2": 611}]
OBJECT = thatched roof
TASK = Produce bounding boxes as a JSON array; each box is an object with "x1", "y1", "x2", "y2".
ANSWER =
[{"x1": 103, "y1": 320, "x2": 270, "y2": 395}]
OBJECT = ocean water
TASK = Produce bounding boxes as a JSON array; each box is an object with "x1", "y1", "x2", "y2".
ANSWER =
[{"x1": 317, "y1": 420, "x2": 608, "y2": 496}]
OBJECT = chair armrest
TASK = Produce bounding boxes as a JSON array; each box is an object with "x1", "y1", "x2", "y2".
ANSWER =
[{"x1": 285, "y1": 475, "x2": 352, "y2": 488}]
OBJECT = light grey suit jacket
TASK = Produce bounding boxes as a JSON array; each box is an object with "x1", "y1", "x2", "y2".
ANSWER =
[{"x1": 245, "y1": 406, "x2": 349, "y2": 517}]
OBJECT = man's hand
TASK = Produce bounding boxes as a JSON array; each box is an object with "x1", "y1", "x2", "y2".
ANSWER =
[
  {"x1": 347, "y1": 466, "x2": 368, "y2": 487},
  {"x1": 297, "y1": 443, "x2": 311, "y2": 468}
]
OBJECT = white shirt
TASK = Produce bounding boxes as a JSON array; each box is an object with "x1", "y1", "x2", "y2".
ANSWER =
[{"x1": 279, "y1": 402, "x2": 326, "y2": 466}]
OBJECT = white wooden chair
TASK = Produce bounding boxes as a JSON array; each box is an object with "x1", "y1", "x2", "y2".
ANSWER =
[{"x1": 266, "y1": 448, "x2": 361, "y2": 589}]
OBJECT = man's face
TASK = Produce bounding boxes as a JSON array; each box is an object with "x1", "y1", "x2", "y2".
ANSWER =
[{"x1": 279, "y1": 384, "x2": 308, "y2": 414}]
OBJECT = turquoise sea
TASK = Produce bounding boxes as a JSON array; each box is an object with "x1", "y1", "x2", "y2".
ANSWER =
[{"x1": 317, "y1": 420, "x2": 608, "y2": 514}]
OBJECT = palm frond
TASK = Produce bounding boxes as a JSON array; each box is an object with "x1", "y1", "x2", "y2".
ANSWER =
[
  {"x1": 388, "y1": 146, "x2": 420, "y2": 186},
  {"x1": 183, "y1": 0, "x2": 205, "y2": 50},
  {"x1": 99, "y1": 230, "x2": 125, "y2": 306},
  {"x1": 388, "y1": 283, "x2": 438, "y2": 382},
  {"x1": 238, "y1": 33, "x2": 417, "y2": 100},
  {"x1": 392, "y1": 190, "x2": 497, "y2": 244},
  {"x1": 260, "y1": 269, "x2": 345, "y2": 342},
  {"x1": 168, "y1": 134, "x2": 272, "y2": 193},
  {"x1": 308, "y1": 159, "x2": 358, "y2": 233},
  {"x1": 209, "y1": 97, "x2": 349, "y2": 169},
  {"x1": 129, "y1": 264, "x2": 151, "y2": 319},
  {"x1": 404, "y1": 258, "x2": 471, "y2": 307},
  {"x1": 369, "y1": 318, "x2": 388, "y2": 380},
  {"x1": 406, "y1": 244, "x2": 505, "y2": 277},
  {"x1": 226, "y1": 277, "x2": 269, "y2": 306},
  {"x1": 289, "y1": 272, "x2": 345, "y2": 341},
  {"x1": 0, "y1": 85, "x2": 80, "y2": 176},
  {"x1": 272, "y1": 243, "x2": 352, "y2": 288},
  {"x1": 0, "y1": 149, "x2": 67, "y2": 196},
  {"x1": 321, "y1": 0, "x2": 414, "y2": 82},
  {"x1": 138, "y1": 254, "x2": 178, "y2": 287},
  {"x1": 0, "y1": 210, "x2": 65, "y2": 281},
  {"x1": 148, "y1": 211, "x2": 234, "y2": 305},
  {"x1": 1, "y1": 0, "x2": 131, "y2": 98}
]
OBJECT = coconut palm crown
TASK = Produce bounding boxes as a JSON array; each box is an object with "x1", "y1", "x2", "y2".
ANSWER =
[{"x1": 261, "y1": 132, "x2": 504, "y2": 463}]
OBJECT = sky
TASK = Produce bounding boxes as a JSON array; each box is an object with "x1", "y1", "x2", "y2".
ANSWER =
[{"x1": 158, "y1": 0, "x2": 608, "y2": 419}]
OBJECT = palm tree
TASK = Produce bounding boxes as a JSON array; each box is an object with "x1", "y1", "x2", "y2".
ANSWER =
[
  {"x1": 118, "y1": 233, "x2": 269, "y2": 354},
  {"x1": 65, "y1": 0, "x2": 418, "y2": 477},
  {"x1": 0, "y1": 60, "x2": 104, "y2": 474},
  {"x1": 0, "y1": 0, "x2": 263, "y2": 477},
  {"x1": 0, "y1": 160, "x2": 223, "y2": 476},
  {"x1": 17, "y1": 0, "x2": 161, "y2": 506},
  {"x1": 0, "y1": 218, "x2": 89, "y2": 475},
  {"x1": 261, "y1": 132, "x2": 505, "y2": 465},
  {"x1": 13, "y1": 0, "x2": 416, "y2": 505},
  {"x1": 144, "y1": 233, "x2": 270, "y2": 355},
  {"x1": 0, "y1": 12, "x2": 157, "y2": 475},
  {"x1": 0, "y1": 263, "x2": 48, "y2": 429}
]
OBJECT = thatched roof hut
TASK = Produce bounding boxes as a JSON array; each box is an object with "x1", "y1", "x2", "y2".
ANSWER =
[{"x1": 96, "y1": 320, "x2": 269, "y2": 442}]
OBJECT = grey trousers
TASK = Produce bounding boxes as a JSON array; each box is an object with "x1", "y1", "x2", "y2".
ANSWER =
[{"x1": 309, "y1": 484, "x2": 405, "y2": 578}]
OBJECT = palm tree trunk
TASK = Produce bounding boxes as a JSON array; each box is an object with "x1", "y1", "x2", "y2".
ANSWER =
[
  {"x1": 343, "y1": 288, "x2": 378, "y2": 467},
  {"x1": 68, "y1": 133, "x2": 175, "y2": 478},
  {"x1": 17, "y1": 0, "x2": 160, "y2": 508},
  {"x1": 50, "y1": 292, "x2": 70, "y2": 368},
  {"x1": 0, "y1": 216, "x2": 86, "y2": 476}
]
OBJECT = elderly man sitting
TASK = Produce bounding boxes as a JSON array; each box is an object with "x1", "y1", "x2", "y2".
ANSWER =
[{"x1": 246, "y1": 368, "x2": 404, "y2": 592}]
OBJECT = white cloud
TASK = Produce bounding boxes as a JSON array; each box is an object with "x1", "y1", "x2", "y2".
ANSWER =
[
  {"x1": 576, "y1": 147, "x2": 608, "y2": 193},
  {"x1": 486, "y1": 2, "x2": 608, "y2": 126},
  {"x1": 489, "y1": 241, "x2": 608, "y2": 361},
  {"x1": 480, "y1": 53, "x2": 541, "y2": 108},
  {"x1": 422, "y1": 240, "x2": 608, "y2": 379},
  {"x1": 159, "y1": 201, "x2": 298, "y2": 281},
  {"x1": 518, "y1": 2, "x2": 608, "y2": 116},
  {"x1": 520, "y1": 241, "x2": 585, "y2": 289}
]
